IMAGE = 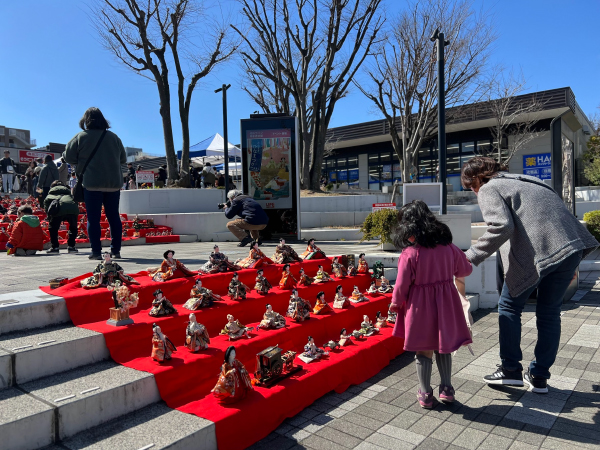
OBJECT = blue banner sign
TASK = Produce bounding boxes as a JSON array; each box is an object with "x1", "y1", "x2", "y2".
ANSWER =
[
  {"x1": 523, "y1": 153, "x2": 551, "y2": 180},
  {"x1": 248, "y1": 139, "x2": 264, "y2": 172}
]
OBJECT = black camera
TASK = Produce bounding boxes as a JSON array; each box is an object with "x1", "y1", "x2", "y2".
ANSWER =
[{"x1": 217, "y1": 202, "x2": 230, "y2": 209}]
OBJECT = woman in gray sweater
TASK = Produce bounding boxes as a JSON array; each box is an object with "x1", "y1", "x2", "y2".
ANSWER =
[{"x1": 463, "y1": 157, "x2": 597, "y2": 393}]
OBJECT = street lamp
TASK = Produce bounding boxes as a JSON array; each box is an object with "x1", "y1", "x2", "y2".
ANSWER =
[
  {"x1": 430, "y1": 28, "x2": 450, "y2": 214},
  {"x1": 215, "y1": 84, "x2": 232, "y2": 194}
]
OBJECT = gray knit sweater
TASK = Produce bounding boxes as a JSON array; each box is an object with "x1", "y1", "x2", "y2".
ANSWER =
[{"x1": 465, "y1": 172, "x2": 598, "y2": 297}]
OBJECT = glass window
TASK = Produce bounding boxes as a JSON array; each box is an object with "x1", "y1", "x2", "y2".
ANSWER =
[
  {"x1": 369, "y1": 165, "x2": 380, "y2": 190},
  {"x1": 380, "y1": 153, "x2": 392, "y2": 163},
  {"x1": 347, "y1": 156, "x2": 358, "y2": 168},
  {"x1": 369, "y1": 154, "x2": 379, "y2": 165},
  {"x1": 348, "y1": 168, "x2": 359, "y2": 189},
  {"x1": 476, "y1": 140, "x2": 492, "y2": 156},
  {"x1": 337, "y1": 157, "x2": 347, "y2": 168},
  {"x1": 447, "y1": 155, "x2": 460, "y2": 174},
  {"x1": 447, "y1": 143, "x2": 459, "y2": 154},
  {"x1": 461, "y1": 141, "x2": 475, "y2": 155}
]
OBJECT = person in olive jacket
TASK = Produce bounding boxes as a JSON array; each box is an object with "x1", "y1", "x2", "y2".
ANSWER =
[
  {"x1": 37, "y1": 154, "x2": 59, "y2": 203},
  {"x1": 63, "y1": 107, "x2": 127, "y2": 260},
  {"x1": 44, "y1": 180, "x2": 80, "y2": 254}
]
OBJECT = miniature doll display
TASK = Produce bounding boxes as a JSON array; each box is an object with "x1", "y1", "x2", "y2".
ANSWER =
[
  {"x1": 371, "y1": 261, "x2": 385, "y2": 279},
  {"x1": 235, "y1": 241, "x2": 274, "y2": 269},
  {"x1": 375, "y1": 311, "x2": 388, "y2": 328},
  {"x1": 339, "y1": 328, "x2": 353, "y2": 346},
  {"x1": 297, "y1": 267, "x2": 314, "y2": 286},
  {"x1": 77, "y1": 224, "x2": 88, "y2": 240},
  {"x1": 253, "y1": 345, "x2": 301, "y2": 387},
  {"x1": 357, "y1": 253, "x2": 369, "y2": 274},
  {"x1": 81, "y1": 251, "x2": 140, "y2": 289},
  {"x1": 212, "y1": 346, "x2": 253, "y2": 404},
  {"x1": 331, "y1": 257, "x2": 348, "y2": 278},
  {"x1": 347, "y1": 263, "x2": 357, "y2": 276},
  {"x1": 298, "y1": 336, "x2": 329, "y2": 363},
  {"x1": 332, "y1": 285, "x2": 349, "y2": 309},
  {"x1": 257, "y1": 304, "x2": 287, "y2": 330},
  {"x1": 220, "y1": 314, "x2": 253, "y2": 340},
  {"x1": 286, "y1": 289, "x2": 311, "y2": 322},
  {"x1": 271, "y1": 238, "x2": 301, "y2": 264},
  {"x1": 366, "y1": 281, "x2": 379, "y2": 295},
  {"x1": 106, "y1": 285, "x2": 139, "y2": 326},
  {"x1": 148, "y1": 249, "x2": 196, "y2": 282},
  {"x1": 198, "y1": 245, "x2": 241, "y2": 273},
  {"x1": 254, "y1": 269, "x2": 273, "y2": 295},
  {"x1": 151, "y1": 323, "x2": 177, "y2": 363},
  {"x1": 323, "y1": 340, "x2": 340, "y2": 352},
  {"x1": 185, "y1": 313, "x2": 210, "y2": 352},
  {"x1": 313, "y1": 291, "x2": 332, "y2": 315},
  {"x1": 278, "y1": 264, "x2": 297, "y2": 290},
  {"x1": 228, "y1": 273, "x2": 250, "y2": 300},
  {"x1": 300, "y1": 238, "x2": 327, "y2": 260},
  {"x1": 314, "y1": 265, "x2": 332, "y2": 283},
  {"x1": 149, "y1": 289, "x2": 177, "y2": 317},
  {"x1": 355, "y1": 315, "x2": 378, "y2": 337},
  {"x1": 378, "y1": 277, "x2": 393, "y2": 293},
  {"x1": 183, "y1": 278, "x2": 221, "y2": 310},
  {"x1": 386, "y1": 303, "x2": 397, "y2": 324},
  {"x1": 349, "y1": 285, "x2": 368, "y2": 303}
]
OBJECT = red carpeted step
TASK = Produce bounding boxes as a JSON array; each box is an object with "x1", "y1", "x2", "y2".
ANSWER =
[{"x1": 145, "y1": 235, "x2": 180, "y2": 244}]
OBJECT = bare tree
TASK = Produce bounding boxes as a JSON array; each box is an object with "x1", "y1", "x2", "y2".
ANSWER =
[
  {"x1": 356, "y1": 0, "x2": 495, "y2": 183},
  {"x1": 94, "y1": 0, "x2": 237, "y2": 186},
  {"x1": 485, "y1": 73, "x2": 546, "y2": 165},
  {"x1": 233, "y1": 0, "x2": 384, "y2": 190}
]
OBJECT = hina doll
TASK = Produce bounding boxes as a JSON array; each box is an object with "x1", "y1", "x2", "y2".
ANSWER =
[
  {"x1": 357, "y1": 253, "x2": 369, "y2": 274},
  {"x1": 148, "y1": 249, "x2": 196, "y2": 282},
  {"x1": 332, "y1": 285, "x2": 349, "y2": 309},
  {"x1": 286, "y1": 289, "x2": 311, "y2": 322},
  {"x1": 386, "y1": 303, "x2": 397, "y2": 324},
  {"x1": 375, "y1": 311, "x2": 388, "y2": 329},
  {"x1": 77, "y1": 224, "x2": 88, "y2": 240},
  {"x1": 278, "y1": 264, "x2": 297, "y2": 290},
  {"x1": 349, "y1": 285, "x2": 368, "y2": 303},
  {"x1": 257, "y1": 304, "x2": 286, "y2": 330},
  {"x1": 151, "y1": 323, "x2": 177, "y2": 363},
  {"x1": 198, "y1": 245, "x2": 241, "y2": 273},
  {"x1": 299, "y1": 336, "x2": 328, "y2": 363},
  {"x1": 356, "y1": 315, "x2": 378, "y2": 337},
  {"x1": 378, "y1": 277, "x2": 393, "y2": 293},
  {"x1": 81, "y1": 252, "x2": 139, "y2": 289},
  {"x1": 339, "y1": 328, "x2": 353, "y2": 346},
  {"x1": 271, "y1": 237, "x2": 301, "y2": 264},
  {"x1": 235, "y1": 241, "x2": 273, "y2": 269},
  {"x1": 254, "y1": 269, "x2": 272, "y2": 295},
  {"x1": 228, "y1": 273, "x2": 250, "y2": 300},
  {"x1": 183, "y1": 278, "x2": 221, "y2": 310},
  {"x1": 211, "y1": 346, "x2": 253, "y2": 404},
  {"x1": 347, "y1": 263, "x2": 357, "y2": 276},
  {"x1": 220, "y1": 314, "x2": 253, "y2": 340},
  {"x1": 313, "y1": 291, "x2": 332, "y2": 315},
  {"x1": 109, "y1": 285, "x2": 139, "y2": 313},
  {"x1": 103, "y1": 228, "x2": 111, "y2": 240},
  {"x1": 185, "y1": 313, "x2": 210, "y2": 352},
  {"x1": 331, "y1": 257, "x2": 347, "y2": 278},
  {"x1": 297, "y1": 268, "x2": 314, "y2": 286},
  {"x1": 366, "y1": 281, "x2": 379, "y2": 295},
  {"x1": 148, "y1": 289, "x2": 177, "y2": 317},
  {"x1": 300, "y1": 238, "x2": 327, "y2": 260},
  {"x1": 314, "y1": 265, "x2": 332, "y2": 283}
]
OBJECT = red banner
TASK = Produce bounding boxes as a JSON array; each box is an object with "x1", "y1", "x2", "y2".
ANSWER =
[
  {"x1": 18, "y1": 150, "x2": 55, "y2": 164},
  {"x1": 372, "y1": 202, "x2": 396, "y2": 212}
]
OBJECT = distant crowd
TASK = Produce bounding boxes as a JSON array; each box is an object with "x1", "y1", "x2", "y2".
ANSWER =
[{"x1": 122, "y1": 161, "x2": 236, "y2": 190}]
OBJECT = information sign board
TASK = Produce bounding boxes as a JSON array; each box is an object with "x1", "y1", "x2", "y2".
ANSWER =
[
  {"x1": 136, "y1": 170, "x2": 155, "y2": 184},
  {"x1": 523, "y1": 153, "x2": 551, "y2": 180},
  {"x1": 372, "y1": 203, "x2": 396, "y2": 212},
  {"x1": 18, "y1": 150, "x2": 54, "y2": 164}
]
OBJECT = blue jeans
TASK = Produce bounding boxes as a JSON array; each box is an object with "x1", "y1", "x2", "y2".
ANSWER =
[
  {"x1": 498, "y1": 250, "x2": 582, "y2": 379},
  {"x1": 84, "y1": 189, "x2": 122, "y2": 255}
]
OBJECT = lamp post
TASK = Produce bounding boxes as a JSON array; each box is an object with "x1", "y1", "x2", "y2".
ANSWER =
[
  {"x1": 215, "y1": 84, "x2": 232, "y2": 194},
  {"x1": 430, "y1": 29, "x2": 449, "y2": 214}
]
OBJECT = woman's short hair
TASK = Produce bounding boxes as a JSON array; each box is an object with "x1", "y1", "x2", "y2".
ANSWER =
[
  {"x1": 461, "y1": 156, "x2": 507, "y2": 190},
  {"x1": 227, "y1": 189, "x2": 241, "y2": 200},
  {"x1": 50, "y1": 180, "x2": 64, "y2": 187},
  {"x1": 79, "y1": 107, "x2": 111, "y2": 131},
  {"x1": 393, "y1": 200, "x2": 452, "y2": 249},
  {"x1": 18, "y1": 205, "x2": 33, "y2": 215},
  {"x1": 44, "y1": 154, "x2": 53, "y2": 163}
]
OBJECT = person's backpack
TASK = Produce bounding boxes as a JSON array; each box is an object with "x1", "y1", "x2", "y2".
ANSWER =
[{"x1": 47, "y1": 198, "x2": 61, "y2": 217}]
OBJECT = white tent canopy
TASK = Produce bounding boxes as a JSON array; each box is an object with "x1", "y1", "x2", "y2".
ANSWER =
[{"x1": 179, "y1": 133, "x2": 241, "y2": 166}]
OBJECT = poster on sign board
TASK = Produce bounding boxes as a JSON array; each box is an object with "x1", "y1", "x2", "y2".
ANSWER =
[
  {"x1": 523, "y1": 153, "x2": 551, "y2": 180},
  {"x1": 372, "y1": 203, "x2": 396, "y2": 212},
  {"x1": 136, "y1": 170, "x2": 155, "y2": 185},
  {"x1": 19, "y1": 150, "x2": 55, "y2": 164}
]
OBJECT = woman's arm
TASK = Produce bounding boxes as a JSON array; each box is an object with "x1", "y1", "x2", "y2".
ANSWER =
[{"x1": 391, "y1": 249, "x2": 415, "y2": 308}]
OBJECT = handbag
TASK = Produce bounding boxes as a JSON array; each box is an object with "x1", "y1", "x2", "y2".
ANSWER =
[{"x1": 73, "y1": 130, "x2": 107, "y2": 203}]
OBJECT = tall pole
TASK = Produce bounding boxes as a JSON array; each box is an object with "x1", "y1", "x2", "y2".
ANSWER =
[
  {"x1": 431, "y1": 29, "x2": 448, "y2": 214},
  {"x1": 215, "y1": 84, "x2": 232, "y2": 194}
]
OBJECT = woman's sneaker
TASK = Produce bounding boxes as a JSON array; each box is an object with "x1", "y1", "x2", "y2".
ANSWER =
[
  {"x1": 417, "y1": 389, "x2": 435, "y2": 409},
  {"x1": 439, "y1": 385, "x2": 455, "y2": 402},
  {"x1": 524, "y1": 369, "x2": 548, "y2": 394},
  {"x1": 483, "y1": 365, "x2": 524, "y2": 386}
]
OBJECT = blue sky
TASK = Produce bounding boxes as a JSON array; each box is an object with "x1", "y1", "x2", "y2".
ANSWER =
[{"x1": 1, "y1": 0, "x2": 599, "y2": 154}]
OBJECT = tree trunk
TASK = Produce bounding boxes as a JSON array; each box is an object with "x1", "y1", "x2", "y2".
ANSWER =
[
  {"x1": 157, "y1": 84, "x2": 178, "y2": 183},
  {"x1": 179, "y1": 111, "x2": 190, "y2": 188}
]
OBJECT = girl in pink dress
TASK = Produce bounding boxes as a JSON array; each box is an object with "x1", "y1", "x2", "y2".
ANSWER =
[{"x1": 390, "y1": 200, "x2": 472, "y2": 409}]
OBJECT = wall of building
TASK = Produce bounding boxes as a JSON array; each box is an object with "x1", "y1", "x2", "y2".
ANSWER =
[{"x1": 506, "y1": 132, "x2": 551, "y2": 175}]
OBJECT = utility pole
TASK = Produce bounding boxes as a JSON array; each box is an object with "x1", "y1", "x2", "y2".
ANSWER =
[
  {"x1": 215, "y1": 84, "x2": 232, "y2": 194},
  {"x1": 431, "y1": 29, "x2": 449, "y2": 214}
]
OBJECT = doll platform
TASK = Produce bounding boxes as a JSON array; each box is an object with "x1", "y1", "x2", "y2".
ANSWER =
[
  {"x1": 106, "y1": 308, "x2": 134, "y2": 326},
  {"x1": 40, "y1": 256, "x2": 403, "y2": 450}
]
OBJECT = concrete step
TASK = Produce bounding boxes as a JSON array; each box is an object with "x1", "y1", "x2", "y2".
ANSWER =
[
  {"x1": 0, "y1": 387, "x2": 55, "y2": 450},
  {"x1": 0, "y1": 324, "x2": 109, "y2": 387},
  {"x1": 20, "y1": 360, "x2": 161, "y2": 441},
  {"x1": 0, "y1": 290, "x2": 69, "y2": 335},
  {"x1": 300, "y1": 227, "x2": 364, "y2": 241},
  {"x1": 56, "y1": 234, "x2": 198, "y2": 250},
  {"x1": 60, "y1": 402, "x2": 217, "y2": 450}
]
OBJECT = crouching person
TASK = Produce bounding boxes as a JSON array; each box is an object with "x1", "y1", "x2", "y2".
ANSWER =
[
  {"x1": 44, "y1": 180, "x2": 79, "y2": 254},
  {"x1": 6, "y1": 205, "x2": 44, "y2": 256}
]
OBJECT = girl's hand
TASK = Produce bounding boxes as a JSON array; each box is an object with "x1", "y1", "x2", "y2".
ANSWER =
[{"x1": 389, "y1": 303, "x2": 400, "y2": 313}]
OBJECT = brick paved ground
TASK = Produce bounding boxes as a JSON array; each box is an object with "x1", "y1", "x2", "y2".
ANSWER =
[{"x1": 250, "y1": 271, "x2": 600, "y2": 450}]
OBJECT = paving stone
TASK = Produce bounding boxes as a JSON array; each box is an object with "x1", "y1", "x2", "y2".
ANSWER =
[
  {"x1": 478, "y1": 433, "x2": 513, "y2": 450},
  {"x1": 378, "y1": 424, "x2": 426, "y2": 445},
  {"x1": 353, "y1": 404, "x2": 396, "y2": 423},
  {"x1": 327, "y1": 418, "x2": 373, "y2": 440},
  {"x1": 342, "y1": 411, "x2": 386, "y2": 431},
  {"x1": 432, "y1": 421, "x2": 466, "y2": 443},
  {"x1": 509, "y1": 441, "x2": 541, "y2": 450},
  {"x1": 388, "y1": 410, "x2": 422, "y2": 430},
  {"x1": 315, "y1": 426, "x2": 362, "y2": 448},
  {"x1": 451, "y1": 427, "x2": 489, "y2": 449},
  {"x1": 468, "y1": 412, "x2": 503, "y2": 433},
  {"x1": 301, "y1": 434, "x2": 350, "y2": 450},
  {"x1": 516, "y1": 424, "x2": 548, "y2": 446},
  {"x1": 407, "y1": 415, "x2": 444, "y2": 437},
  {"x1": 491, "y1": 417, "x2": 526, "y2": 439},
  {"x1": 365, "y1": 432, "x2": 416, "y2": 450},
  {"x1": 415, "y1": 437, "x2": 450, "y2": 450}
]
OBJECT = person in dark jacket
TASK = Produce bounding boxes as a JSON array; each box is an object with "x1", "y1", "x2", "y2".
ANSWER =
[
  {"x1": 44, "y1": 181, "x2": 80, "y2": 254},
  {"x1": 38, "y1": 155, "x2": 59, "y2": 203},
  {"x1": 224, "y1": 189, "x2": 269, "y2": 246},
  {"x1": 157, "y1": 164, "x2": 167, "y2": 188},
  {"x1": 1, "y1": 150, "x2": 18, "y2": 194}
]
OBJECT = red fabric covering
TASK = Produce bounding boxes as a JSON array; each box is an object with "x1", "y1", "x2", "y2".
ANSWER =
[
  {"x1": 40, "y1": 258, "x2": 404, "y2": 450},
  {"x1": 145, "y1": 235, "x2": 180, "y2": 243}
]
